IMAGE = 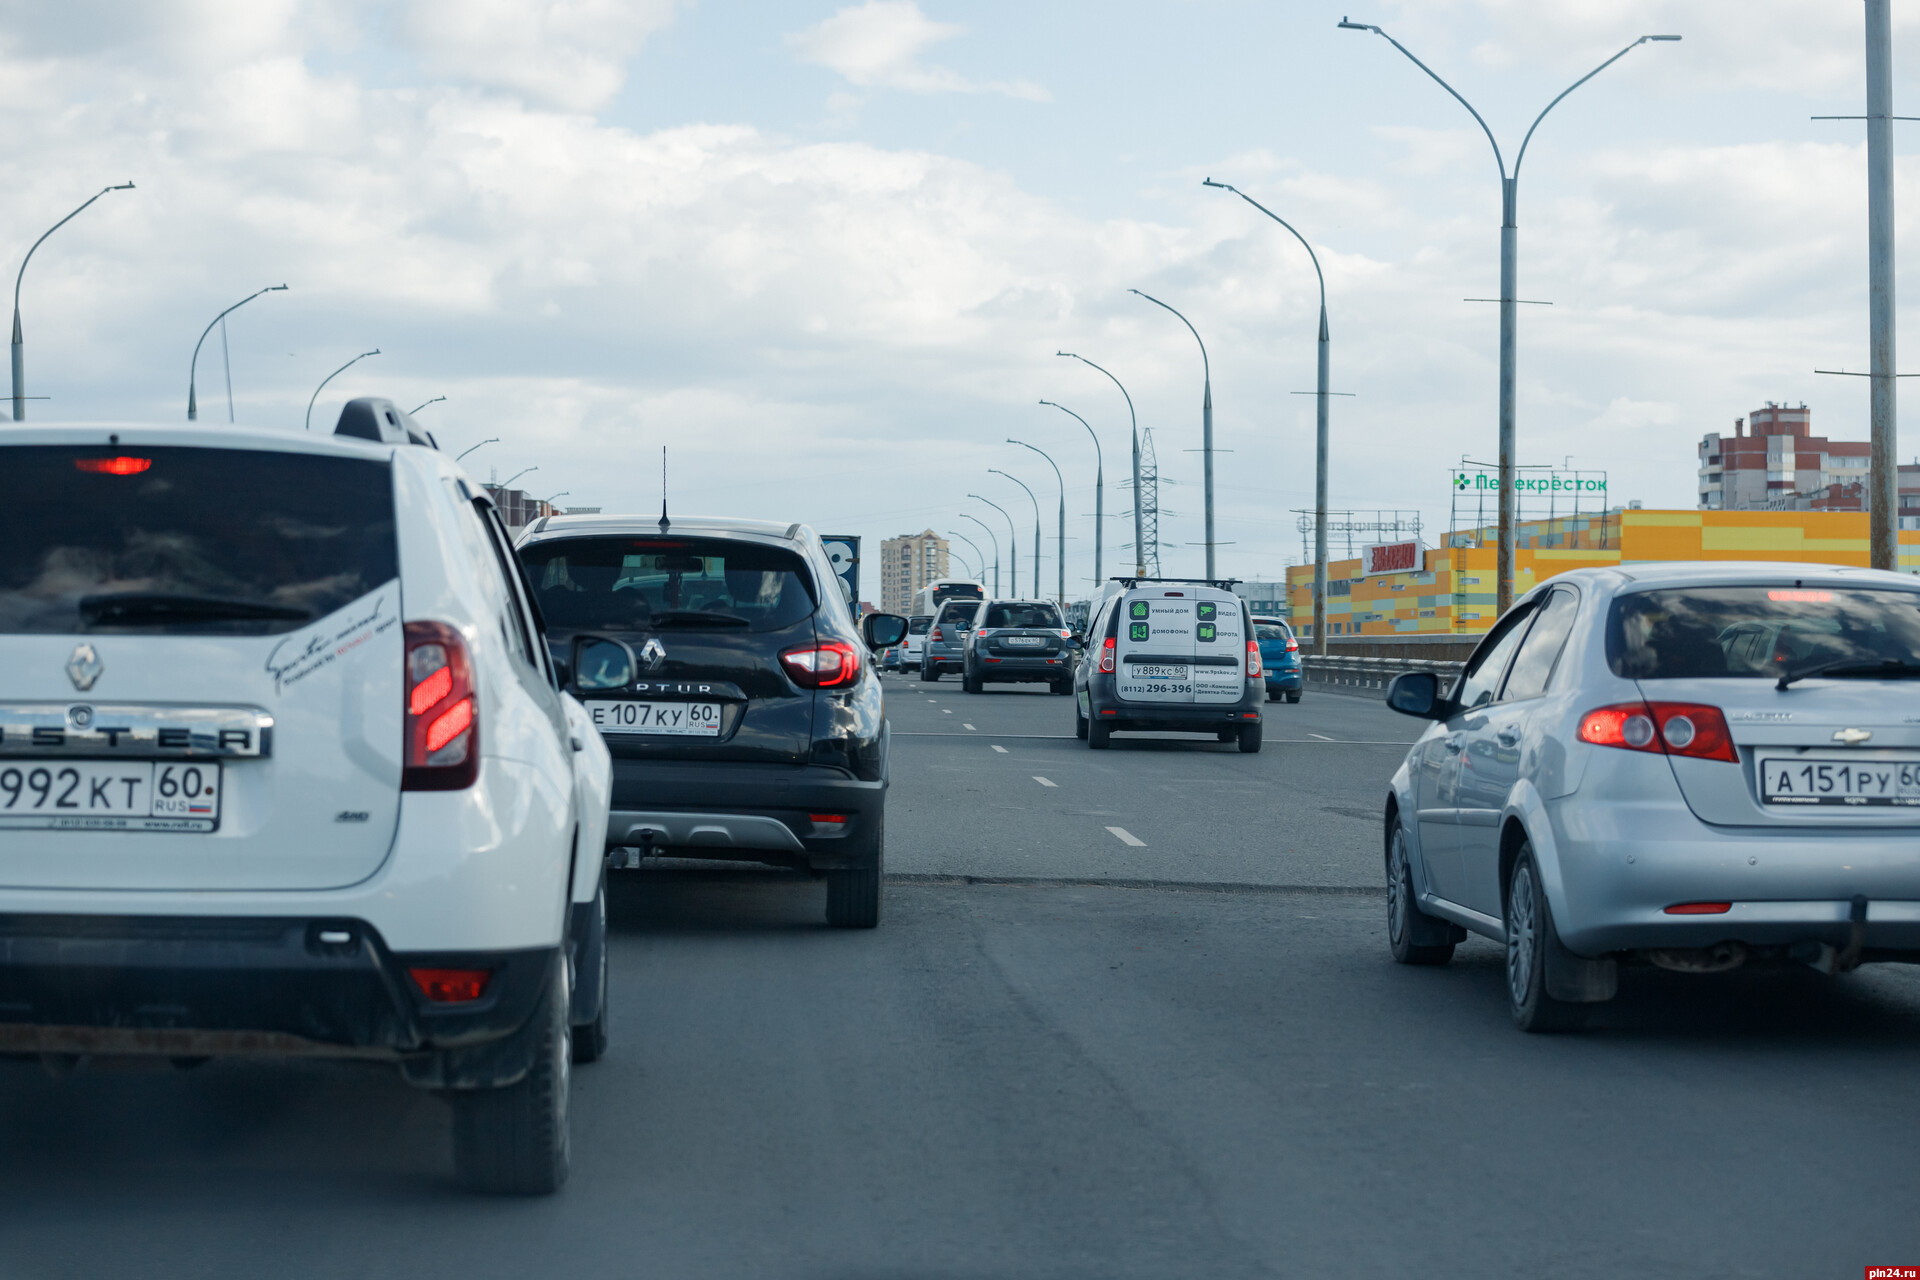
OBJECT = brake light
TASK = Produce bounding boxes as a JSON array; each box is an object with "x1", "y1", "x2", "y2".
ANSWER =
[
  {"x1": 930, "y1": 627, "x2": 944, "y2": 642},
  {"x1": 409, "y1": 967, "x2": 492, "y2": 1002},
  {"x1": 1246, "y1": 637, "x2": 1262, "y2": 679},
  {"x1": 1664, "y1": 902, "x2": 1732, "y2": 915},
  {"x1": 74, "y1": 456, "x2": 152, "y2": 475},
  {"x1": 781, "y1": 640, "x2": 861, "y2": 688},
  {"x1": 1578, "y1": 700, "x2": 1737, "y2": 763},
  {"x1": 403, "y1": 621, "x2": 479, "y2": 790},
  {"x1": 1098, "y1": 636, "x2": 1116, "y2": 674},
  {"x1": 1285, "y1": 637, "x2": 1299, "y2": 652}
]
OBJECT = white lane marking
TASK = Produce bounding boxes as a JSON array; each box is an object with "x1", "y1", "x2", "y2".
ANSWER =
[
  {"x1": 1308, "y1": 733, "x2": 1335, "y2": 741},
  {"x1": 992, "y1": 745, "x2": 1008, "y2": 754},
  {"x1": 943, "y1": 709, "x2": 953, "y2": 714},
  {"x1": 927, "y1": 699, "x2": 937, "y2": 703},
  {"x1": 1033, "y1": 776, "x2": 1057, "y2": 787},
  {"x1": 963, "y1": 723, "x2": 977, "y2": 730},
  {"x1": 1106, "y1": 826, "x2": 1146, "y2": 847}
]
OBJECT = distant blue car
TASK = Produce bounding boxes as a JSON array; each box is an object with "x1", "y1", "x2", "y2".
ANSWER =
[{"x1": 1253, "y1": 616, "x2": 1302, "y2": 703}]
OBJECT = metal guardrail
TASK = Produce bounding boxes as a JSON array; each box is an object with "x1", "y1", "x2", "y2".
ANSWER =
[{"x1": 1302, "y1": 655, "x2": 1464, "y2": 700}]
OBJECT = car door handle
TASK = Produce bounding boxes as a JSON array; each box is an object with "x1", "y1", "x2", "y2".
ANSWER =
[{"x1": 1496, "y1": 729, "x2": 1520, "y2": 746}]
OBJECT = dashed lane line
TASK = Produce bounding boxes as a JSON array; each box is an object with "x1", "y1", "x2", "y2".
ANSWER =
[
  {"x1": 1033, "y1": 776, "x2": 1057, "y2": 787},
  {"x1": 1308, "y1": 733, "x2": 1335, "y2": 741},
  {"x1": 991, "y1": 745, "x2": 1008, "y2": 754},
  {"x1": 943, "y1": 709, "x2": 952, "y2": 714},
  {"x1": 1106, "y1": 826, "x2": 1146, "y2": 847},
  {"x1": 963, "y1": 723, "x2": 977, "y2": 730}
]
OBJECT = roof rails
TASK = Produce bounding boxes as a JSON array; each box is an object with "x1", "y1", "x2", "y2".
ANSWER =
[
  {"x1": 1108, "y1": 575, "x2": 1241, "y2": 590},
  {"x1": 334, "y1": 397, "x2": 437, "y2": 449}
]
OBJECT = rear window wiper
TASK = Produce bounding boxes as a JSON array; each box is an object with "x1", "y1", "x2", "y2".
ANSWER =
[
  {"x1": 647, "y1": 610, "x2": 751, "y2": 628},
  {"x1": 1777, "y1": 656, "x2": 1920, "y2": 690},
  {"x1": 79, "y1": 592, "x2": 314, "y2": 627}
]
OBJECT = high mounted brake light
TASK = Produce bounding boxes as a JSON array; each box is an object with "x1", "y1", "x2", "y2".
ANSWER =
[
  {"x1": 403, "y1": 621, "x2": 479, "y2": 790},
  {"x1": 74, "y1": 456, "x2": 152, "y2": 475},
  {"x1": 781, "y1": 640, "x2": 861, "y2": 689},
  {"x1": 1578, "y1": 700, "x2": 1737, "y2": 763}
]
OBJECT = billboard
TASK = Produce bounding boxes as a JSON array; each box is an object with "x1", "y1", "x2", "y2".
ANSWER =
[
  {"x1": 821, "y1": 536, "x2": 860, "y2": 605},
  {"x1": 1361, "y1": 539, "x2": 1421, "y2": 577}
]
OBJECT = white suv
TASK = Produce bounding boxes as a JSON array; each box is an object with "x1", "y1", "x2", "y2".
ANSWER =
[{"x1": 0, "y1": 399, "x2": 611, "y2": 1194}]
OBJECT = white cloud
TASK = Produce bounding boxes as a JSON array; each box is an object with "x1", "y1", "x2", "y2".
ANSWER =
[
  {"x1": 401, "y1": 0, "x2": 678, "y2": 112},
  {"x1": 786, "y1": 1, "x2": 1048, "y2": 101}
]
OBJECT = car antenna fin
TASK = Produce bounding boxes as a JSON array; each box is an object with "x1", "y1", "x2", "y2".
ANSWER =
[{"x1": 659, "y1": 444, "x2": 670, "y2": 532}]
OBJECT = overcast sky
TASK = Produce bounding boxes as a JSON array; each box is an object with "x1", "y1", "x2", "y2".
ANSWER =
[{"x1": 2, "y1": 0, "x2": 1914, "y2": 596}]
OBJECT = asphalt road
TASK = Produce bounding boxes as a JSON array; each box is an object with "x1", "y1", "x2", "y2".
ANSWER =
[{"x1": 3, "y1": 680, "x2": 1918, "y2": 1277}]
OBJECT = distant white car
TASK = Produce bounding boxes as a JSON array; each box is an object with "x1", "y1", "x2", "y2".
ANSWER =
[
  {"x1": 1384, "y1": 562, "x2": 1920, "y2": 1032},
  {"x1": 0, "y1": 400, "x2": 610, "y2": 1193}
]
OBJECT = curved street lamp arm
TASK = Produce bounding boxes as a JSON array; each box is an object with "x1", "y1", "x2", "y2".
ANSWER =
[
  {"x1": 1127, "y1": 289, "x2": 1209, "y2": 382},
  {"x1": 1201, "y1": 180, "x2": 1327, "y2": 317},
  {"x1": 303, "y1": 347, "x2": 379, "y2": 432},
  {"x1": 189, "y1": 284, "x2": 288, "y2": 419},
  {"x1": 1007, "y1": 439, "x2": 1063, "y2": 490},
  {"x1": 988, "y1": 469, "x2": 1040, "y2": 520},
  {"x1": 1339, "y1": 19, "x2": 1506, "y2": 179},
  {"x1": 958, "y1": 514, "x2": 999, "y2": 561},
  {"x1": 498, "y1": 466, "x2": 537, "y2": 490},
  {"x1": 1056, "y1": 353, "x2": 1136, "y2": 440},
  {"x1": 1514, "y1": 35, "x2": 1678, "y2": 180},
  {"x1": 410, "y1": 396, "x2": 446, "y2": 415},
  {"x1": 1039, "y1": 400, "x2": 1101, "y2": 471},
  {"x1": 15, "y1": 183, "x2": 135, "y2": 320},
  {"x1": 946, "y1": 530, "x2": 986, "y2": 573},
  {"x1": 455, "y1": 436, "x2": 499, "y2": 462}
]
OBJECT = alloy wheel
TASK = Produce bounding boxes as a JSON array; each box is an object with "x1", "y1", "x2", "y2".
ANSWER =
[
  {"x1": 1387, "y1": 829, "x2": 1410, "y2": 948},
  {"x1": 1507, "y1": 862, "x2": 1538, "y2": 1006}
]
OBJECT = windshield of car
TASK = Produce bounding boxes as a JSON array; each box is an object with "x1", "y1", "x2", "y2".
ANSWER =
[
  {"x1": 0, "y1": 445, "x2": 397, "y2": 635},
  {"x1": 983, "y1": 603, "x2": 1062, "y2": 629},
  {"x1": 1255, "y1": 623, "x2": 1291, "y2": 643},
  {"x1": 909, "y1": 616, "x2": 933, "y2": 635},
  {"x1": 520, "y1": 536, "x2": 817, "y2": 633},
  {"x1": 1607, "y1": 585, "x2": 1920, "y2": 678}
]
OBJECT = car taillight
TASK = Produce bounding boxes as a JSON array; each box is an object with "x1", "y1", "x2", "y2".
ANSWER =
[
  {"x1": 1098, "y1": 636, "x2": 1116, "y2": 674},
  {"x1": 403, "y1": 620, "x2": 479, "y2": 791},
  {"x1": 1246, "y1": 637, "x2": 1262, "y2": 679},
  {"x1": 930, "y1": 627, "x2": 944, "y2": 642},
  {"x1": 409, "y1": 967, "x2": 492, "y2": 1002},
  {"x1": 1285, "y1": 637, "x2": 1299, "y2": 652},
  {"x1": 781, "y1": 640, "x2": 862, "y2": 688},
  {"x1": 1578, "y1": 700, "x2": 1737, "y2": 763}
]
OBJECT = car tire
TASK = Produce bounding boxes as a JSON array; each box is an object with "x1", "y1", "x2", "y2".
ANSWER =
[
  {"x1": 451, "y1": 959, "x2": 571, "y2": 1195},
  {"x1": 920, "y1": 663, "x2": 938, "y2": 682},
  {"x1": 1075, "y1": 703, "x2": 1089, "y2": 739},
  {"x1": 1286, "y1": 691, "x2": 1301, "y2": 704},
  {"x1": 1506, "y1": 845, "x2": 1587, "y2": 1034},
  {"x1": 1237, "y1": 722, "x2": 1262, "y2": 753},
  {"x1": 570, "y1": 882, "x2": 609, "y2": 1065},
  {"x1": 1387, "y1": 824, "x2": 1455, "y2": 966},
  {"x1": 1087, "y1": 720, "x2": 1112, "y2": 750},
  {"x1": 963, "y1": 671, "x2": 982, "y2": 694},
  {"x1": 825, "y1": 812, "x2": 883, "y2": 929}
]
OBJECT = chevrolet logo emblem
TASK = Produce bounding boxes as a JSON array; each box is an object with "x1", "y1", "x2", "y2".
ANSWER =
[{"x1": 1833, "y1": 728, "x2": 1873, "y2": 745}]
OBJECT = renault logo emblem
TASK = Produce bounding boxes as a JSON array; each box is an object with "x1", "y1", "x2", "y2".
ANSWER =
[
  {"x1": 65, "y1": 644, "x2": 103, "y2": 692},
  {"x1": 1833, "y1": 727, "x2": 1873, "y2": 745},
  {"x1": 641, "y1": 638, "x2": 667, "y2": 671}
]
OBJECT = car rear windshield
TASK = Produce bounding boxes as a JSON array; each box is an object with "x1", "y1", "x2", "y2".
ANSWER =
[
  {"x1": 937, "y1": 603, "x2": 979, "y2": 627},
  {"x1": 909, "y1": 616, "x2": 933, "y2": 634},
  {"x1": 1255, "y1": 623, "x2": 1292, "y2": 643},
  {"x1": 520, "y1": 536, "x2": 817, "y2": 633},
  {"x1": 0, "y1": 445, "x2": 397, "y2": 635},
  {"x1": 1607, "y1": 585, "x2": 1920, "y2": 679},
  {"x1": 983, "y1": 603, "x2": 1062, "y2": 629}
]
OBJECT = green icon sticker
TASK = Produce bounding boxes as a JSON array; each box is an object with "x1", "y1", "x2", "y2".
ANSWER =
[
  {"x1": 1129, "y1": 621, "x2": 1150, "y2": 642},
  {"x1": 1130, "y1": 600, "x2": 1150, "y2": 619},
  {"x1": 1197, "y1": 622, "x2": 1217, "y2": 643},
  {"x1": 1197, "y1": 602, "x2": 1217, "y2": 621}
]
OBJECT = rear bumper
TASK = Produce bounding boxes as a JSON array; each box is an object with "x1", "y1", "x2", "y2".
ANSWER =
[
  {"x1": 1087, "y1": 673, "x2": 1264, "y2": 731},
  {"x1": 1266, "y1": 670, "x2": 1302, "y2": 692},
  {"x1": 0, "y1": 913, "x2": 557, "y2": 1085},
  {"x1": 923, "y1": 645, "x2": 964, "y2": 671},
  {"x1": 974, "y1": 655, "x2": 1069, "y2": 681},
  {"x1": 606, "y1": 759, "x2": 884, "y2": 869}
]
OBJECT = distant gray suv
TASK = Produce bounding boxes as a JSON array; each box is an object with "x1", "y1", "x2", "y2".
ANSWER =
[{"x1": 920, "y1": 598, "x2": 982, "y2": 681}]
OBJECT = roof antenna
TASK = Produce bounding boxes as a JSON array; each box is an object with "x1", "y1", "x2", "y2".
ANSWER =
[{"x1": 659, "y1": 445, "x2": 670, "y2": 532}]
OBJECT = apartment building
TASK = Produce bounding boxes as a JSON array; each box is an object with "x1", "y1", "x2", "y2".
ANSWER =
[
  {"x1": 879, "y1": 529, "x2": 949, "y2": 614},
  {"x1": 1697, "y1": 403, "x2": 1870, "y2": 510}
]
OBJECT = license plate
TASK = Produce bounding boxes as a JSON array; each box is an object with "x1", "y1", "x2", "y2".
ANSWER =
[
  {"x1": 1004, "y1": 636, "x2": 1045, "y2": 647},
  {"x1": 0, "y1": 760, "x2": 223, "y2": 831},
  {"x1": 1128, "y1": 663, "x2": 1190, "y2": 681},
  {"x1": 585, "y1": 700, "x2": 723, "y2": 737},
  {"x1": 1758, "y1": 754, "x2": 1920, "y2": 806}
]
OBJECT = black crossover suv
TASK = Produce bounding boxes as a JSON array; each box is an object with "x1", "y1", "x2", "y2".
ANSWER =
[{"x1": 517, "y1": 515, "x2": 906, "y2": 926}]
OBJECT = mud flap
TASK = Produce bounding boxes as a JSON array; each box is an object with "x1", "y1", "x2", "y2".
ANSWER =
[
  {"x1": 402, "y1": 951, "x2": 563, "y2": 1091},
  {"x1": 1543, "y1": 925, "x2": 1618, "y2": 1003}
]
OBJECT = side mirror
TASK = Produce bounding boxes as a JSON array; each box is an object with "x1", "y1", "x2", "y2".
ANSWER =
[
  {"x1": 572, "y1": 636, "x2": 636, "y2": 691},
  {"x1": 1385, "y1": 670, "x2": 1449, "y2": 720},
  {"x1": 1070, "y1": 632, "x2": 1085, "y2": 646},
  {"x1": 861, "y1": 612, "x2": 909, "y2": 651}
]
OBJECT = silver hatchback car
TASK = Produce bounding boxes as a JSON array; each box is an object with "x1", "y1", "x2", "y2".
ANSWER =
[{"x1": 1383, "y1": 562, "x2": 1920, "y2": 1031}]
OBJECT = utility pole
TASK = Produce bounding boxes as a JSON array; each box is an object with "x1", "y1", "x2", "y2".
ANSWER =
[{"x1": 1868, "y1": 0, "x2": 1898, "y2": 571}]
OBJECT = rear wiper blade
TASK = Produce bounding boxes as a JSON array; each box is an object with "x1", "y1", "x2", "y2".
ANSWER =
[
  {"x1": 1777, "y1": 657, "x2": 1920, "y2": 690},
  {"x1": 647, "y1": 610, "x2": 750, "y2": 628},
  {"x1": 79, "y1": 592, "x2": 314, "y2": 627}
]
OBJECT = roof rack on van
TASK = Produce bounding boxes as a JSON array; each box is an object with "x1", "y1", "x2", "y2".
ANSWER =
[
  {"x1": 334, "y1": 397, "x2": 437, "y2": 449},
  {"x1": 1108, "y1": 575, "x2": 1241, "y2": 590}
]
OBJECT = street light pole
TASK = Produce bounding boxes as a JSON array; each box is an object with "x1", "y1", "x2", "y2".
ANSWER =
[
  {"x1": 1129, "y1": 289, "x2": 1214, "y2": 579},
  {"x1": 1866, "y1": 0, "x2": 1898, "y2": 571},
  {"x1": 1341, "y1": 18, "x2": 1678, "y2": 616},
  {"x1": 1009, "y1": 440, "x2": 1065, "y2": 606},
  {"x1": 1059, "y1": 352, "x2": 1144, "y2": 579},
  {"x1": 991, "y1": 469, "x2": 1042, "y2": 599},
  {"x1": 12, "y1": 182, "x2": 134, "y2": 421},
  {"x1": 188, "y1": 284, "x2": 288, "y2": 421},
  {"x1": 1040, "y1": 400, "x2": 1103, "y2": 589},
  {"x1": 303, "y1": 349, "x2": 380, "y2": 431},
  {"x1": 1204, "y1": 179, "x2": 1334, "y2": 655},
  {"x1": 455, "y1": 436, "x2": 499, "y2": 463},
  {"x1": 969, "y1": 494, "x2": 1017, "y2": 597},
  {"x1": 946, "y1": 530, "x2": 988, "y2": 585},
  {"x1": 960, "y1": 514, "x2": 1001, "y2": 595}
]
